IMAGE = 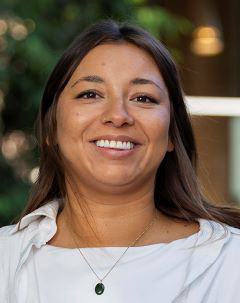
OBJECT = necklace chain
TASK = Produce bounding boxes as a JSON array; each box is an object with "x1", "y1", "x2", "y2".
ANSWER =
[{"x1": 70, "y1": 211, "x2": 157, "y2": 283}]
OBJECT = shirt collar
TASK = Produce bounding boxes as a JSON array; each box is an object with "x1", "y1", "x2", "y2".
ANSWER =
[
  {"x1": 9, "y1": 198, "x2": 240, "y2": 245},
  {"x1": 9, "y1": 199, "x2": 60, "y2": 235}
]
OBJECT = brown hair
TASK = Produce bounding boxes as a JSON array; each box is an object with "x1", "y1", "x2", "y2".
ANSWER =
[{"x1": 12, "y1": 19, "x2": 240, "y2": 236}]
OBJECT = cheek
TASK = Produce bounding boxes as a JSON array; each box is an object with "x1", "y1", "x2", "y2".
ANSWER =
[
  {"x1": 144, "y1": 109, "x2": 171, "y2": 143},
  {"x1": 56, "y1": 102, "x2": 81, "y2": 146},
  {"x1": 146, "y1": 112, "x2": 172, "y2": 164},
  {"x1": 56, "y1": 102, "x2": 98, "y2": 146}
]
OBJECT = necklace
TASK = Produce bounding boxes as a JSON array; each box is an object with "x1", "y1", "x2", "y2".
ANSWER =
[{"x1": 70, "y1": 212, "x2": 157, "y2": 295}]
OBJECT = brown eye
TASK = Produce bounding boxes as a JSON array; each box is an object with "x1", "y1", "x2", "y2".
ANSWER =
[
  {"x1": 134, "y1": 95, "x2": 158, "y2": 104},
  {"x1": 76, "y1": 90, "x2": 100, "y2": 99}
]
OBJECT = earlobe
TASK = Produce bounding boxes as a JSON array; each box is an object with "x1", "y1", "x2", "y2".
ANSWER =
[
  {"x1": 167, "y1": 140, "x2": 174, "y2": 152},
  {"x1": 46, "y1": 135, "x2": 58, "y2": 146}
]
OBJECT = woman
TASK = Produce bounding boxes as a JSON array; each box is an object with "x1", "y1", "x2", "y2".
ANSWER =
[{"x1": 1, "y1": 19, "x2": 240, "y2": 302}]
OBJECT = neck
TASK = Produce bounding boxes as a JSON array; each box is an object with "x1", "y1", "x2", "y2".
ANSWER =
[{"x1": 54, "y1": 186, "x2": 171, "y2": 248}]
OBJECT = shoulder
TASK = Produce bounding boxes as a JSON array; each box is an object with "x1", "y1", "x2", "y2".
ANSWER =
[
  {"x1": 0, "y1": 223, "x2": 23, "y2": 295},
  {"x1": 209, "y1": 223, "x2": 240, "y2": 280},
  {"x1": 209, "y1": 221, "x2": 240, "y2": 254},
  {"x1": 0, "y1": 220, "x2": 36, "y2": 271},
  {"x1": 0, "y1": 199, "x2": 60, "y2": 247},
  {"x1": 210, "y1": 224, "x2": 240, "y2": 298},
  {"x1": 184, "y1": 222, "x2": 240, "y2": 301},
  {"x1": 0, "y1": 222, "x2": 24, "y2": 243},
  {"x1": 0, "y1": 223, "x2": 24, "y2": 262},
  {"x1": 220, "y1": 224, "x2": 240, "y2": 257},
  {"x1": 0, "y1": 223, "x2": 18, "y2": 237},
  {"x1": 0, "y1": 223, "x2": 20, "y2": 247},
  {"x1": 196, "y1": 219, "x2": 240, "y2": 270}
]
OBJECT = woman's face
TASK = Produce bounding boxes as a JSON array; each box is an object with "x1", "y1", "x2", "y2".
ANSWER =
[{"x1": 56, "y1": 42, "x2": 173, "y2": 190}]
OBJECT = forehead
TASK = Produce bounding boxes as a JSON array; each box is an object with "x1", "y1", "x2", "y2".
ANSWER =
[{"x1": 69, "y1": 42, "x2": 166, "y2": 87}]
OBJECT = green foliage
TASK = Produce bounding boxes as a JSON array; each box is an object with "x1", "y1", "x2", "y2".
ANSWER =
[
  {"x1": 0, "y1": 185, "x2": 28, "y2": 226},
  {"x1": 0, "y1": 0, "x2": 192, "y2": 226},
  {"x1": 133, "y1": 5, "x2": 193, "y2": 61},
  {"x1": 134, "y1": 6, "x2": 192, "y2": 40}
]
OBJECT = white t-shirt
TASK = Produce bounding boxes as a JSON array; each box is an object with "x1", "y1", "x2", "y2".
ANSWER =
[{"x1": 26, "y1": 218, "x2": 240, "y2": 302}]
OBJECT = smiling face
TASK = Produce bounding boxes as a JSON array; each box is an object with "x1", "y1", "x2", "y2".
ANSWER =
[{"x1": 56, "y1": 42, "x2": 174, "y2": 192}]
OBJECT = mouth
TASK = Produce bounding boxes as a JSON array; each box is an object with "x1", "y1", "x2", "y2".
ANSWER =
[
  {"x1": 89, "y1": 140, "x2": 141, "y2": 159},
  {"x1": 90, "y1": 140, "x2": 139, "y2": 148}
]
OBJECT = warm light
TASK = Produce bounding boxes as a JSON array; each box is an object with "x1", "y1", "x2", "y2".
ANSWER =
[
  {"x1": 0, "y1": 19, "x2": 8, "y2": 35},
  {"x1": 29, "y1": 166, "x2": 39, "y2": 183},
  {"x1": 1, "y1": 130, "x2": 29, "y2": 160},
  {"x1": 10, "y1": 22, "x2": 28, "y2": 40},
  {"x1": 193, "y1": 26, "x2": 218, "y2": 39},
  {"x1": 1, "y1": 138, "x2": 18, "y2": 160},
  {"x1": 191, "y1": 26, "x2": 224, "y2": 56}
]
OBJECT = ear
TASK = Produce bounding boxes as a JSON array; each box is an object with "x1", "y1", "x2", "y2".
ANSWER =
[
  {"x1": 46, "y1": 135, "x2": 58, "y2": 146},
  {"x1": 167, "y1": 139, "x2": 174, "y2": 152}
]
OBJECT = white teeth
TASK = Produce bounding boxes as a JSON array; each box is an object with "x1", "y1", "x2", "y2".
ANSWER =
[
  {"x1": 116, "y1": 141, "x2": 123, "y2": 148},
  {"x1": 109, "y1": 140, "x2": 117, "y2": 148},
  {"x1": 95, "y1": 140, "x2": 135, "y2": 150}
]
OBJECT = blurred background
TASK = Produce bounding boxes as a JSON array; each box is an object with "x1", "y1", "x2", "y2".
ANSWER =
[{"x1": 0, "y1": 0, "x2": 239, "y2": 226}]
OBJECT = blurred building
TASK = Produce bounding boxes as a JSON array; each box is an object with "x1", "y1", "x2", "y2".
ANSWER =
[{"x1": 161, "y1": 0, "x2": 240, "y2": 205}]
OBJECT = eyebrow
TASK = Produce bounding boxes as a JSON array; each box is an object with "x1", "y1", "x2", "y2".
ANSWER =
[{"x1": 71, "y1": 75, "x2": 166, "y2": 94}]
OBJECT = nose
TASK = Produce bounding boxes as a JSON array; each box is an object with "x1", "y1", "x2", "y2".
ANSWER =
[{"x1": 101, "y1": 97, "x2": 134, "y2": 127}]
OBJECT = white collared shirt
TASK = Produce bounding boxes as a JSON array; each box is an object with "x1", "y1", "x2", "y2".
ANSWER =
[{"x1": 1, "y1": 199, "x2": 240, "y2": 302}]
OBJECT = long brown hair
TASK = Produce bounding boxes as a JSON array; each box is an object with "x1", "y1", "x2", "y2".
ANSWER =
[{"x1": 12, "y1": 19, "x2": 240, "y2": 233}]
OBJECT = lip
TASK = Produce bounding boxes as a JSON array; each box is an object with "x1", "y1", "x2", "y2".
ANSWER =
[{"x1": 89, "y1": 135, "x2": 142, "y2": 145}]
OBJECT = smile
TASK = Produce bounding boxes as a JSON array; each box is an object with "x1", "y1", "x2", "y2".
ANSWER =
[
  {"x1": 94, "y1": 140, "x2": 135, "y2": 150},
  {"x1": 90, "y1": 140, "x2": 140, "y2": 159}
]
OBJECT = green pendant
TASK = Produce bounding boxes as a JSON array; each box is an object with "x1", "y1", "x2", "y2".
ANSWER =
[{"x1": 95, "y1": 283, "x2": 105, "y2": 295}]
